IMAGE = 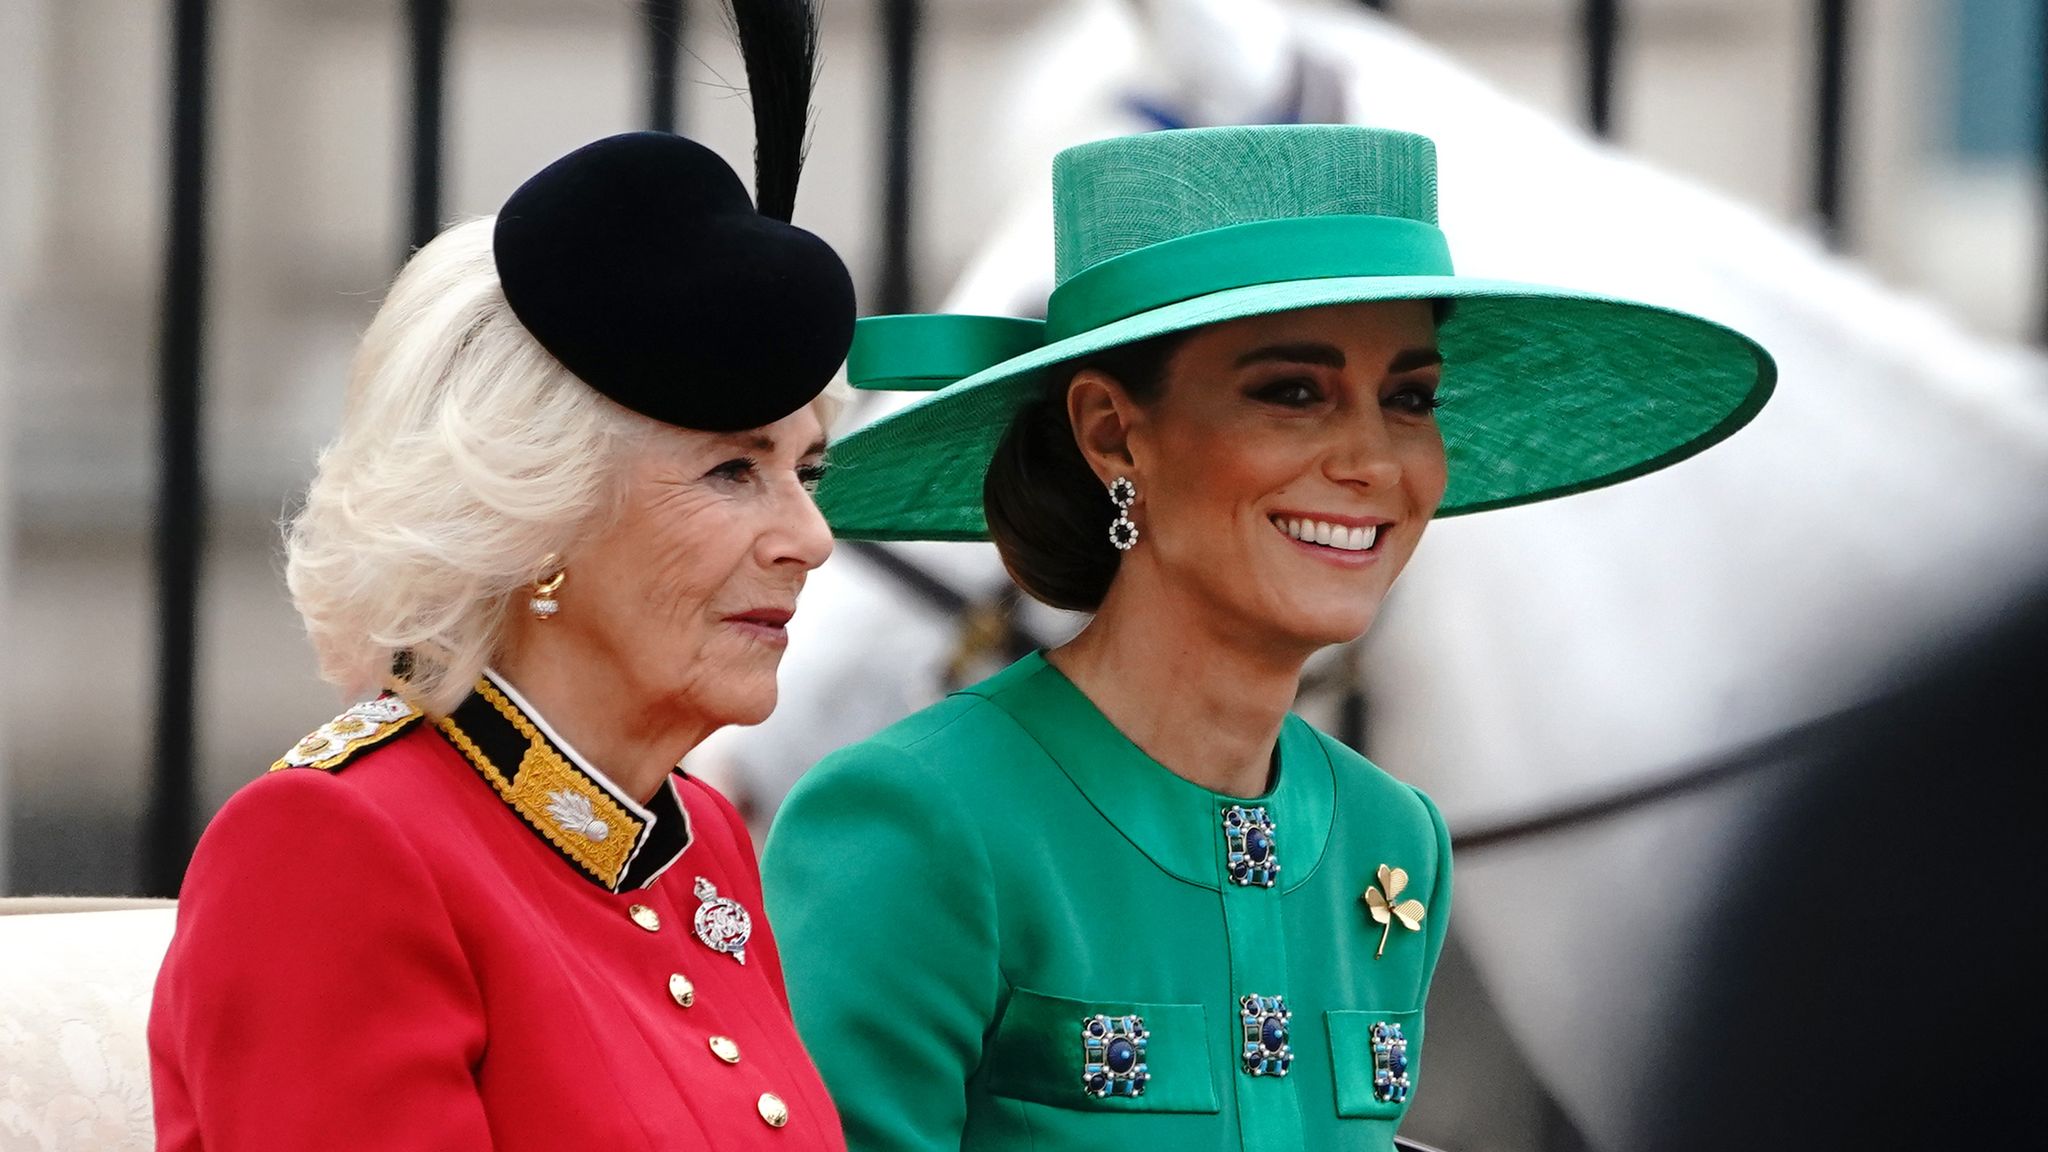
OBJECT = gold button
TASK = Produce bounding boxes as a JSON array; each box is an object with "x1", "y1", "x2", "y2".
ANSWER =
[
  {"x1": 629, "y1": 904, "x2": 661, "y2": 932},
  {"x1": 668, "y1": 972, "x2": 696, "y2": 1008},
  {"x1": 757, "y1": 1092, "x2": 789, "y2": 1128},
  {"x1": 675, "y1": 967, "x2": 708, "y2": 1004},
  {"x1": 708, "y1": 1035, "x2": 741, "y2": 1064}
]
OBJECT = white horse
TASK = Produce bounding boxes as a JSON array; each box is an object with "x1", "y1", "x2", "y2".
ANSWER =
[{"x1": 700, "y1": 2, "x2": 2048, "y2": 1146}]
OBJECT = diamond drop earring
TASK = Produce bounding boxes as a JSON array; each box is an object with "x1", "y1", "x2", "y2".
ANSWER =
[
  {"x1": 530, "y1": 555, "x2": 566, "y2": 619},
  {"x1": 1108, "y1": 476, "x2": 1139, "y2": 551}
]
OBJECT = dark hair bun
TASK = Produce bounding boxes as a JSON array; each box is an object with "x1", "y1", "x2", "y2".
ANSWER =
[
  {"x1": 983, "y1": 334, "x2": 1181, "y2": 612},
  {"x1": 984, "y1": 392, "x2": 1119, "y2": 611}
]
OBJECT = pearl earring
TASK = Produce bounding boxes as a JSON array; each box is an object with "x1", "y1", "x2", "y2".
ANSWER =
[
  {"x1": 1108, "y1": 476, "x2": 1139, "y2": 551},
  {"x1": 530, "y1": 555, "x2": 566, "y2": 619}
]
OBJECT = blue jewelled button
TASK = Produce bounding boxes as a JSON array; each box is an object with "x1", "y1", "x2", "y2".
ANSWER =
[
  {"x1": 1239, "y1": 994, "x2": 1294, "y2": 1076},
  {"x1": 1081, "y1": 1014, "x2": 1151, "y2": 1099},
  {"x1": 1221, "y1": 805, "x2": 1280, "y2": 888},
  {"x1": 1370, "y1": 1021, "x2": 1412, "y2": 1104}
]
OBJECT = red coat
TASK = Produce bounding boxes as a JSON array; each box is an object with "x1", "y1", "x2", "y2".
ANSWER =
[{"x1": 149, "y1": 675, "x2": 846, "y2": 1151}]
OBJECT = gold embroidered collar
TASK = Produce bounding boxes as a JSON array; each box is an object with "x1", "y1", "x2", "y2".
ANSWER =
[{"x1": 436, "y1": 671, "x2": 692, "y2": 893}]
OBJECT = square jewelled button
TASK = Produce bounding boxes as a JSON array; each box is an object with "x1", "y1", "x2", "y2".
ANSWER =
[
  {"x1": 1081, "y1": 1014, "x2": 1150, "y2": 1098},
  {"x1": 1222, "y1": 805, "x2": 1280, "y2": 888},
  {"x1": 1240, "y1": 994, "x2": 1294, "y2": 1076},
  {"x1": 1370, "y1": 1020, "x2": 1411, "y2": 1103}
]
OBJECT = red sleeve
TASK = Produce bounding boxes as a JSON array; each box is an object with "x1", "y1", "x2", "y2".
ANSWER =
[{"x1": 149, "y1": 769, "x2": 494, "y2": 1151}]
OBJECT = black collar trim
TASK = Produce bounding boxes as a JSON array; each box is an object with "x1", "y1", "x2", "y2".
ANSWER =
[{"x1": 435, "y1": 672, "x2": 690, "y2": 892}]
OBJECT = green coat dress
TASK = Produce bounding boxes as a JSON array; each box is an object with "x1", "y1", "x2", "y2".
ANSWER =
[{"x1": 762, "y1": 653, "x2": 1451, "y2": 1151}]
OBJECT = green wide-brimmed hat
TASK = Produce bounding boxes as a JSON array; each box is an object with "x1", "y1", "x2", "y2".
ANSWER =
[{"x1": 820, "y1": 125, "x2": 1774, "y2": 540}]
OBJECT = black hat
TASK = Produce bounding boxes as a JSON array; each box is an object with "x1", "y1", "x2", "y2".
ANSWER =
[{"x1": 492, "y1": 3, "x2": 853, "y2": 433}]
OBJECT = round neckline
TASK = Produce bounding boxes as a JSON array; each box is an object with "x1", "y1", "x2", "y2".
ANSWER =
[
  {"x1": 1034, "y1": 651, "x2": 1288, "y2": 805},
  {"x1": 968, "y1": 651, "x2": 1337, "y2": 892}
]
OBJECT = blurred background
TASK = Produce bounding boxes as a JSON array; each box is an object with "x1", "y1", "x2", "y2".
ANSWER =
[{"x1": 2, "y1": 1, "x2": 2044, "y2": 1149}]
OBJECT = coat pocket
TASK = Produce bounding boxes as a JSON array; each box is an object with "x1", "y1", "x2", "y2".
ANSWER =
[
  {"x1": 1326, "y1": 1008, "x2": 1423, "y2": 1119},
  {"x1": 985, "y1": 987, "x2": 1219, "y2": 1113}
]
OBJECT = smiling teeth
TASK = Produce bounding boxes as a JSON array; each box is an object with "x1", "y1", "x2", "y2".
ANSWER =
[{"x1": 1275, "y1": 517, "x2": 1378, "y2": 552}]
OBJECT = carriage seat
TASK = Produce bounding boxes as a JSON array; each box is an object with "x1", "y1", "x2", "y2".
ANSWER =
[{"x1": 0, "y1": 900, "x2": 175, "y2": 1152}]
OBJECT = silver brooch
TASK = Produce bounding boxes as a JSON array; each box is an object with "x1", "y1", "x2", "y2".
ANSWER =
[{"x1": 691, "y1": 876, "x2": 752, "y2": 965}]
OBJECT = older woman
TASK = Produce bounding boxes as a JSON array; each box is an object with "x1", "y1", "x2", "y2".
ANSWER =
[
  {"x1": 762, "y1": 125, "x2": 1774, "y2": 1150},
  {"x1": 147, "y1": 7, "x2": 853, "y2": 1149}
]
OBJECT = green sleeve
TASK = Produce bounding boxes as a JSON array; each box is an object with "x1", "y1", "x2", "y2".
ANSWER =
[
  {"x1": 762, "y1": 741, "x2": 1001, "y2": 1152},
  {"x1": 1411, "y1": 784, "x2": 1455, "y2": 1005}
]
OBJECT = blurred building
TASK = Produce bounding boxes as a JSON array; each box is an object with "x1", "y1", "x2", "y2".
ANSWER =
[{"x1": 1, "y1": 0, "x2": 2040, "y2": 890}]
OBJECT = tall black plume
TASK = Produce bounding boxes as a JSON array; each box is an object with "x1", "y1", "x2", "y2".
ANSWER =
[{"x1": 722, "y1": 0, "x2": 823, "y2": 223}]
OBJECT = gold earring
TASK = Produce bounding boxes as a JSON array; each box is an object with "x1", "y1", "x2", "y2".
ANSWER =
[{"x1": 530, "y1": 555, "x2": 566, "y2": 620}]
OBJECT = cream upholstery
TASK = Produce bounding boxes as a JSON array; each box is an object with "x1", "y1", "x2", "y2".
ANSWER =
[{"x1": 0, "y1": 901, "x2": 174, "y2": 1152}]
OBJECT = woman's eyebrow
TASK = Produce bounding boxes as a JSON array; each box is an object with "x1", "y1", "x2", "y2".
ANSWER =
[
  {"x1": 713, "y1": 432, "x2": 828, "y2": 458},
  {"x1": 717, "y1": 432, "x2": 779, "y2": 454},
  {"x1": 1387, "y1": 348, "x2": 1444, "y2": 373},
  {"x1": 1233, "y1": 342, "x2": 1346, "y2": 369}
]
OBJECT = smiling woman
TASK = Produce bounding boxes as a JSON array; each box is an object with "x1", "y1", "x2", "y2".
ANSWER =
[
  {"x1": 763, "y1": 124, "x2": 1773, "y2": 1152},
  {"x1": 985, "y1": 304, "x2": 1451, "y2": 616},
  {"x1": 1046, "y1": 301, "x2": 1447, "y2": 656},
  {"x1": 146, "y1": 5, "x2": 861, "y2": 1151}
]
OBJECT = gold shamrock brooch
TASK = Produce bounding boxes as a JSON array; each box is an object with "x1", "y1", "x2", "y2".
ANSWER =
[{"x1": 1361, "y1": 864, "x2": 1427, "y2": 958}]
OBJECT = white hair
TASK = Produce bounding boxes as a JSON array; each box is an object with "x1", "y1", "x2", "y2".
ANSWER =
[{"x1": 285, "y1": 217, "x2": 649, "y2": 716}]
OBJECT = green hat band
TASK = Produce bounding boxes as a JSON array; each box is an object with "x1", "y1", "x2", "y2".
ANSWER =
[
  {"x1": 1047, "y1": 214, "x2": 1453, "y2": 342},
  {"x1": 847, "y1": 216, "x2": 1455, "y2": 392}
]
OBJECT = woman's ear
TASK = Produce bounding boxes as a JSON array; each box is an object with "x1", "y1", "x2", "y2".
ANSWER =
[{"x1": 1066, "y1": 369, "x2": 1140, "y2": 487}]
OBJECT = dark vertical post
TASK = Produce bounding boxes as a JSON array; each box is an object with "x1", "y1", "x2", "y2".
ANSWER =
[
  {"x1": 407, "y1": 0, "x2": 450, "y2": 254},
  {"x1": 1813, "y1": 0, "x2": 1851, "y2": 248},
  {"x1": 1583, "y1": 0, "x2": 1621, "y2": 138},
  {"x1": 642, "y1": 0, "x2": 685, "y2": 134},
  {"x1": 145, "y1": 0, "x2": 211, "y2": 897},
  {"x1": 877, "y1": 0, "x2": 921, "y2": 314}
]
